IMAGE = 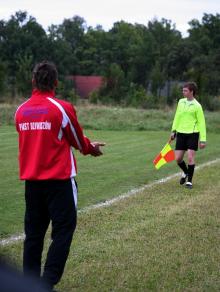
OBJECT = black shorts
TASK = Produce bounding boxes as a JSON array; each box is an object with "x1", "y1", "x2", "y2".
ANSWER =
[{"x1": 175, "y1": 132, "x2": 199, "y2": 151}]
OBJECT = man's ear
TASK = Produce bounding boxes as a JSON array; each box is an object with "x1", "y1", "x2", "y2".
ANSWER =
[
  {"x1": 54, "y1": 79, "x2": 58, "y2": 87},
  {"x1": 32, "y1": 78, "x2": 36, "y2": 86}
]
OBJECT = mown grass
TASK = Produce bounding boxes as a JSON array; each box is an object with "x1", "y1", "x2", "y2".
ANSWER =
[
  {"x1": 0, "y1": 125, "x2": 219, "y2": 238},
  {"x1": 1, "y1": 162, "x2": 220, "y2": 291},
  {"x1": 1, "y1": 105, "x2": 220, "y2": 291}
]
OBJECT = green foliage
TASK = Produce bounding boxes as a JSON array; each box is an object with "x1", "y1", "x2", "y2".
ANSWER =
[
  {"x1": 0, "y1": 11, "x2": 220, "y2": 107},
  {"x1": 199, "y1": 95, "x2": 220, "y2": 111},
  {"x1": 0, "y1": 61, "x2": 8, "y2": 98},
  {"x1": 88, "y1": 90, "x2": 100, "y2": 104},
  {"x1": 186, "y1": 14, "x2": 220, "y2": 95},
  {"x1": 125, "y1": 83, "x2": 155, "y2": 108},
  {"x1": 150, "y1": 61, "x2": 166, "y2": 98},
  {"x1": 209, "y1": 96, "x2": 220, "y2": 111},
  {"x1": 15, "y1": 54, "x2": 33, "y2": 96},
  {"x1": 169, "y1": 83, "x2": 182, "y2": 105},
  {"x1": 56, "y1": 77, "x2": 79, "y2": 103},
  {"x1": 97, "y1": 63, "x2": 128, "y2": 104}
]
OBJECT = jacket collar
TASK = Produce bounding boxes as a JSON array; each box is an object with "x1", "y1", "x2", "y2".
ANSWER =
[{"x1": 31, "y1": 88, "x2": 55, "y2": 99}]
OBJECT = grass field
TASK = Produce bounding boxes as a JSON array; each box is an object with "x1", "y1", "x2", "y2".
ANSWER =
[
  {"x1": 1, "y1": 160, "x2": 220, "y2": 291},
  {"x1": 0, "y1": 125, "x2": 219, "y2": 238},
  {"x1": 1, "y1": 106, "x2": 220, "y2": 291}
]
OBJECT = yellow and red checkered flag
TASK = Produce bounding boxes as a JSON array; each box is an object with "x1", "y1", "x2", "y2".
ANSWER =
[{"x1": 153, "y1": 142, "x2": 175, "y2": 170}]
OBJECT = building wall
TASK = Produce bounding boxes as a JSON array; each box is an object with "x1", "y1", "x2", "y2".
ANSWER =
[{"x1": 70, "y1": 76, "x2": 103, "y2": 98}]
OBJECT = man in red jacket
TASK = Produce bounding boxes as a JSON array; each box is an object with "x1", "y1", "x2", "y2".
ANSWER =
[{"x1": 15, "y1": 61, "x2": 105, "y2": 291}]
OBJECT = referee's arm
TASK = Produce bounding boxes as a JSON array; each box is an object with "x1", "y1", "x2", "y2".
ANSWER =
[
  {"x1": 171, "y1": 100, "x2": 180, "y2": 136},
  {"x1": 196, "y1": 105, "x2": 206, "y2": 143}
]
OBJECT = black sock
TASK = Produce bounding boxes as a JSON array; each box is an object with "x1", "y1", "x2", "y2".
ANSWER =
[
  {"x1": 178, "y1": 160, "x2": 188, "y2": 175},
  {"x1": 188, "y1": 164, "x2": 195, "y2": 183}
]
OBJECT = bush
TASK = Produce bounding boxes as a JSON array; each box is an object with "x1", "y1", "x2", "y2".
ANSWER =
[
  {"x1": 203, "y1": 96, "x2": 220, "y2": 111},
  {"x1": 56, "y1": 78, "x2": 79, "y2": 104},
  {"x1": 126, "y1": 83, "x2": 160, "y2": 109},
  {"x1": 0, "y1": 104, "x2": 18, "y2": 125},
  {"x1": 89, "y1": 90, "x2": 100, "y2": 104},
  {"x1": 198, "y1": 95, "x2": 218, "y2": 111},
  {"x1": 169, "y1": 84, "x2": 182, "y2": 105}
]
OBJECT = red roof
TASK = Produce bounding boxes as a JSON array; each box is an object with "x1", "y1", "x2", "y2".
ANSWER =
[{"x1": 70, "y1": 76, "x2": 103, "y2": 98}]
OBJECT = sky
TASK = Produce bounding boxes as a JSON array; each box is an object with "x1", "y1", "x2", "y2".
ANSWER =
[{"x1": 0, "y1": 0, "x2": 219, "y2": 36}]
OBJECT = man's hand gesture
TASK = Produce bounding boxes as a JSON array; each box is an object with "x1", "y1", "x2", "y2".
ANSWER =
[{"x1": 90, "y1": 142, "x2": 106, "y2": 156}]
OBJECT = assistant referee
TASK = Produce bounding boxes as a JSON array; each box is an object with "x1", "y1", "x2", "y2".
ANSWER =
[{"x1": 170, "y1": 82, "x2": 206, "y2": 189}]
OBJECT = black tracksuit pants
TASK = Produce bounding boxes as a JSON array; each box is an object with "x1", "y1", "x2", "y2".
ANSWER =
[{"x1": 23, "y1": 179, "x2": 77, "y2": 288}]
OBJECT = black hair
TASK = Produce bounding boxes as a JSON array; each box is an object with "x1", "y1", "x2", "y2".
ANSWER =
[
  {"x1": 32, "y1": 61, "x2": 58, "y2": 91},
  {"x1": 183, "y1": 82, "x2": 198, "y2": 97}
]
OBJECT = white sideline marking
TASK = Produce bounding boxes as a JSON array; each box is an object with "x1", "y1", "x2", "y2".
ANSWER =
[
  {"x1": 1, "y1": 158, "x2": 220, "y2": 247},
  {"x1": 0, "y1": 234, "x2": 25, "y2": 246}
]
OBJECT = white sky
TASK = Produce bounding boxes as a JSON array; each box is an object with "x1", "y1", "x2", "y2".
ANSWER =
[{"x1": 0, "y1": 0, "x2": 219, "y2": 36}]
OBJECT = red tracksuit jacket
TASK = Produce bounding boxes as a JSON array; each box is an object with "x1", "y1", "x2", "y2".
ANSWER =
[{"x1": 15, "y1": 89, "x2": 94, "y2": 180}]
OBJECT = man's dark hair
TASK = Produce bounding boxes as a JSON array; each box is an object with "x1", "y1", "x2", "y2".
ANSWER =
[
  {"x1": 33, "y1": 61, "x2": 58, "y2": 91},
  {"x1": 183, "y1": 82, "x2": 198, "y2": 96}
]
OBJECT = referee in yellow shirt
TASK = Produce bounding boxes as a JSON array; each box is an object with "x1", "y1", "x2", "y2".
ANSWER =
[{"x1": 170, "y1": 82, "x2": 206, "y2": 189}]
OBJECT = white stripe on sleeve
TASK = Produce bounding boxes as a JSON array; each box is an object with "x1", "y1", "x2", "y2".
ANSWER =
[{"x1": 47, "y1": 97, "x2": 82, "y2": 150}]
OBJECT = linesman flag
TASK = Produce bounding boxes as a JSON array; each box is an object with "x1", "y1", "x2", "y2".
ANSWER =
[{"x1": 153, "y1": 142, "x2": 175, "y2": 169}]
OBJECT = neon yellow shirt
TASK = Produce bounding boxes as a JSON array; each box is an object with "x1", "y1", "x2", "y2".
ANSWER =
[{"x1": 171, "y1": 98, "x2": 206, "y2": 142}]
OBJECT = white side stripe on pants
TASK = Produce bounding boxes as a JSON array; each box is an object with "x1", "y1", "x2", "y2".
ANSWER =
[{"x1": 71, "y1": 178, "x2": 78, "y2": 208}]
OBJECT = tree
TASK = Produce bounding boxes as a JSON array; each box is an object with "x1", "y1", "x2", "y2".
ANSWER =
[
  {"x1": 0, "y1": 10, "x2": 220, "y2": 105},
  {"x1": 187, "y1": 13, "x2": 220, "y2": 95},
  {"x1": 150, "y1": 61, "x2": 166, "y2": 98},
  {"x1": 0, "y1": 60, "x2": 8, "y2": 98},
  {"x1": 101, "y1": 63, "x2": 127, "y2": 103},
  {"x1": 78, "y1": 25, "x2": 111, "y2": 75},
  {"x1": 0, "y1": 11, "x2": 49, "y2": 96},
  {"x1": 16, "y1": 54, "x2": 33, "y2": 96},
  {"x1": 52, "y1": 16, "x2": 86, "y2": 74}
]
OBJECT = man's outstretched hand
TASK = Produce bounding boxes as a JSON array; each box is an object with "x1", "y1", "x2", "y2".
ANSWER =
[{"x1": 90, "y1": 142, "x2": 106, "y2": 156}]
